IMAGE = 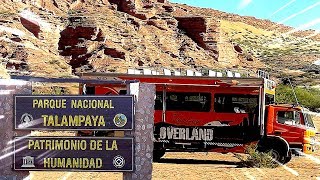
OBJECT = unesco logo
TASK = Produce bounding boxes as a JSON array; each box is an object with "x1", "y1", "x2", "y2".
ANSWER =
[
  {"x1": 113, "y1": 155, "x2": 125, "y2": 168},
  {"x1": 113, "y1": 114, "x2": 127, "y2": 127}
]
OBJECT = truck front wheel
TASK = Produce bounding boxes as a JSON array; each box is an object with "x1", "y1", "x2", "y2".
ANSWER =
[
  {"x1": 270, "y1": 148, "x2": 286, "y2": 163},
  {"x1": 257, "y1": 137, "x2": 291, "y2": 164},
  {"x1": 259, "y1": 147, "x2": 288, "y2": 164},
  {"x1": 283, "y1": 151, "x2": 292, "y2": 164}
]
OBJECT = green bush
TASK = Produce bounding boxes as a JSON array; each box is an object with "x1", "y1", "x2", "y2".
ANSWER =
[
  {"x1": 276, "y1": 85, "x2": 320, "y2": 111},
  {"x1": 234, "y1": 144, "x2": 278, "y2": 168}
]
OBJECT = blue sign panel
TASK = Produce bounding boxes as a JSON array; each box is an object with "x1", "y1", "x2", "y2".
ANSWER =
[
  {"x1": 14, "y1": 137, "x2": 133, "y2": 171},
  {"x1": 14, "y1": 95, "x2": 134, "y2": 130}
]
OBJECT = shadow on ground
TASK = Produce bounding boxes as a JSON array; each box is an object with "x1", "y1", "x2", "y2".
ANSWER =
[{"x1": 156, "y1": 158, "x2": 240, "y2": 166}]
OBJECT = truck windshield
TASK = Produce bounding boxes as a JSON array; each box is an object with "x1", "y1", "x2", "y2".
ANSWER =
[{"x1": 303, "y1": 113, "x2": 315, "y2": 128}]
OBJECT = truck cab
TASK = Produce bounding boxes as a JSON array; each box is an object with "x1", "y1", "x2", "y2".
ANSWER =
[{"x1": 265, "y1": 105, "x2": 316, "y2": 157}]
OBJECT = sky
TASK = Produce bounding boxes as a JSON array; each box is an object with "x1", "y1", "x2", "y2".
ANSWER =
[{"x1": 170, "y1": 0, "x2": 320, "y2": 31}]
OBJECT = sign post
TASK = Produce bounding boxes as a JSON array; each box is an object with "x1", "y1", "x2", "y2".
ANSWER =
[
  {"x1": 124, "y1": 83, "x2": 155, "y2": 180},
  {"x1": 0, "y1": 80, "x2": 31, "y2": 180}
]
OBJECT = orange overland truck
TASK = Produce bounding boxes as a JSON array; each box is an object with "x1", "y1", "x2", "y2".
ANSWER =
[{"x1": 78, "y1": 70, "x2": 316, "y2": 164}]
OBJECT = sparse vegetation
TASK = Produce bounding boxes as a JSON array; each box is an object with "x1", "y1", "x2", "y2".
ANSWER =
[
  {"x1": 32, "y1": 86, "x2": 69, "y2": 95},
  {"x1": 221, "y1": 20, "x2": 320, "y2": 85},
  {"x1": 276, "y1": 84, "x2": 320, "y2": 111},
  {"x1": 234, "y1": 144, "x2": 279, "y2": 168},
  {"x1": 49, "y1": 59, "x2": 60, "y2": 64}
]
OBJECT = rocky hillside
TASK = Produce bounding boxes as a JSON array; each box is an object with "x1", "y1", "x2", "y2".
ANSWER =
[{"x1": 0, "y1": 0, "x2": 319, "y2": 85}]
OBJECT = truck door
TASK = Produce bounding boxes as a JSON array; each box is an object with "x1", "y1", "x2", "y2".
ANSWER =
[{"x1": 273, "y1": 109, "x2": 304, "y2": 144}]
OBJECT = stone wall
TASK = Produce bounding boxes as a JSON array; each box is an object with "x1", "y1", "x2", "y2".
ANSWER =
[
  {"x1": 0, "y1": 80, "x2": 32, "y2": 179},
  {"x1": 123, "y1": 83, "x2": 155, "y2": 180}
]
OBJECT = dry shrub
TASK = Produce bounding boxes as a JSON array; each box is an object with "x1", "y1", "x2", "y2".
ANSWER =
[{"x1": 234, "y1": 144, "x2": 279, "y2": 168}]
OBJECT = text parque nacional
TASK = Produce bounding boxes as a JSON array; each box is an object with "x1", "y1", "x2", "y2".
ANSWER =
[
  {"x1": 31, "y1": 99, "x2": 115, "y2": 127},
  {"x1": 32, "y1": 99, "x2": 114, "y2": 109}
]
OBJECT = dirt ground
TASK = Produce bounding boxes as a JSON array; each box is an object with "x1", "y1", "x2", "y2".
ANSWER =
[
  {"x1": 29, "y1": 115, "x2": 320, "y2": 180},
  {"x1": 30, "y1": 152, "x2": 320, "y2": 180}
]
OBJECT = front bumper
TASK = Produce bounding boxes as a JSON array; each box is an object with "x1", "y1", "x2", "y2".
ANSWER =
[{"x1": 291, "y1": 144, "x2": 316, "y2": 156}]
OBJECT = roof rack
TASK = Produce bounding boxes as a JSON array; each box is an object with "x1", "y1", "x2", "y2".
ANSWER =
[
  {"x1": 126, "y1": 68, "x2": 256, "y2": 78},
  {"x1": 257, "y1": 70, "x2": 270, "y2": 79}
]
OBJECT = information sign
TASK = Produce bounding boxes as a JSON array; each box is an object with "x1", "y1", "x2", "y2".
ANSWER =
[
  {"x1": 14, "y1": 137, "x2": 133, "y2": 171},
  {"x1": 14, "y1": 95, "x2": 134, "y2": 130}
]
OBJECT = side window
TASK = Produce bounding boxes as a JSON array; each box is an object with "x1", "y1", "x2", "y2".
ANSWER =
[
  {"x1": 277, "y1": 111, "x2": 301, "y2": 125},
  {"x1": 155, "y1": 92, "x2": 163, "y2": 110},
  {"x1": 214, "y1": 94, "x2": 258, "y2": 113},
  {"x1": 166, "y1": 92, "x2": 211, "y2": 112},
  {"x1": 84, "y1": 86, "x2": 95, "y2": 95},
  {"x1": 119, "y1": 90, "x2": 127, "y2": 95},
  {"x1": 265, "y1": 94, "x2": 275, "y2": 105}
]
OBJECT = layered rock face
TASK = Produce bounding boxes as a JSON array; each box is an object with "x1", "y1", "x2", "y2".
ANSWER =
[
  {"x1": 1, "y1": 0, "x2": 318, "y2": 84},
  {"x1": 175, "y1": 17, "x2": 220, "y2": 60},
  {"x1": 0, "y1": 0, "x2": 251, "y2": 76},
  {"x1": 108, "y1": 0, "x2": 167, "y2": 20},
  {"x1": 58, "y1": 16, "x2": 104, "y2": 71}
]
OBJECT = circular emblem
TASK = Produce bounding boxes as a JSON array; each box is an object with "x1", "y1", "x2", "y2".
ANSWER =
[
  {"x1": 113, "y1": 114, "x2": 127, "y2": 127},
  {"x1": 113, "y1": 155, "x2": 125, "y2": 168},
  {"x1": 20, "y1": 113, "x2": 33, "y2": 123}
]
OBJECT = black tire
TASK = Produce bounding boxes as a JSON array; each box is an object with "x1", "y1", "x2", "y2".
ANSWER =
[
  {"x1": 268, "y1": 148, "x2": 286, "y2": 164},
  {"x1": 283, "y1": 151, "x2": 292, "y2": 164},
  {"x1": 153, "y1": 150, "x2": 165, "y2": 162},
  {"x1": 257, "y1": 137, "x2": 290, "y2": 164},
  {"x1": 257, "y1": 146, "x2": 286, "y2": 164}
]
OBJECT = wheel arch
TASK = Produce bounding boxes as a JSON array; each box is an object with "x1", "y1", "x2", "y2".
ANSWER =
[{"x1": 257, "y1": 135, "x2": 290, "y2": 157}]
